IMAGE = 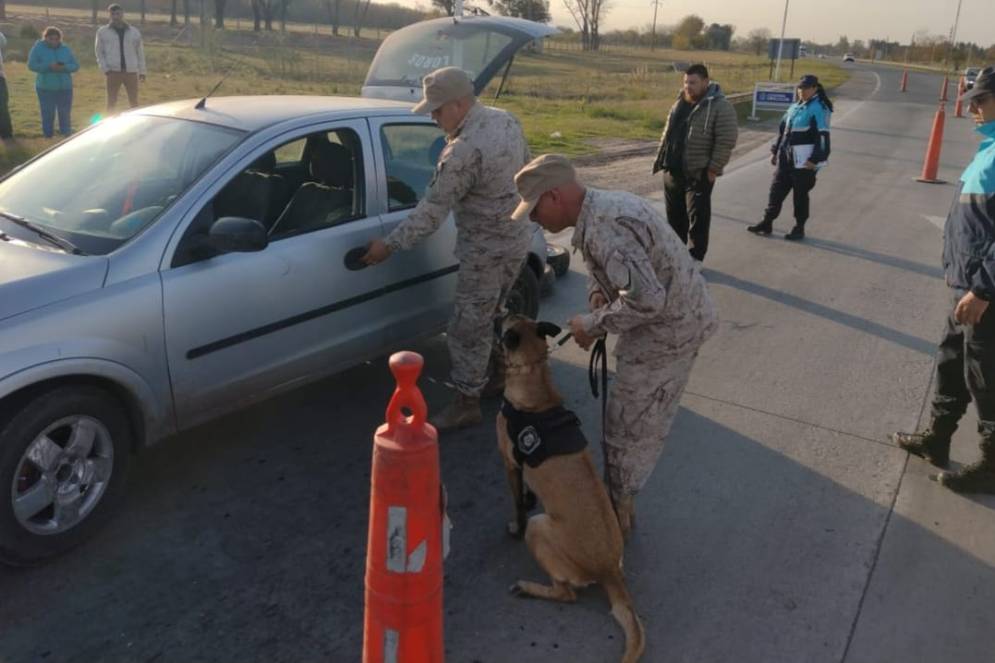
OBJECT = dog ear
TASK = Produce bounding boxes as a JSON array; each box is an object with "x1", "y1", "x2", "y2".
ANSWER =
[
  {"x1": 536, "y1": 322, "x2": 562, "y2": 339},
  {"x1": 502, "y1": 329, "x2": 521, "y2": 351}
]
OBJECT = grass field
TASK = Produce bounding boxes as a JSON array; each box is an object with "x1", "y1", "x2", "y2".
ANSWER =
[{"x1": 0, "y1": 5, "x2": 847, "y2": 172}]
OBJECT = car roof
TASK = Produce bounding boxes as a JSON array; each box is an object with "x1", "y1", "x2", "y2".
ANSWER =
[{"x1": 135, "y1": 95, "x2": 418, "y2": 132}]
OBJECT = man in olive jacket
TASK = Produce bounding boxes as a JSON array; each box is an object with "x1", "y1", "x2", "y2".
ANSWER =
[{"x1": 652, "y1": 64, "x2": 738, "y2": 262}]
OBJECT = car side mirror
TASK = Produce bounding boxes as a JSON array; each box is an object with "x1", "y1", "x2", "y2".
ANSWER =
[{"x1": 207, "y1": 217, "x2": 268, "y2": 253}]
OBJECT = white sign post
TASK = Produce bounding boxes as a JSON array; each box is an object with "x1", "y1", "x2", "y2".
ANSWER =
[{"x1": 749, "y1": 82, "x2": 795, "y2": 121}]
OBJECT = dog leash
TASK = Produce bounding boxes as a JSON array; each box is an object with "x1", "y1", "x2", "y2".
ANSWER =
[{"x1": 587, "y1": 336, "x2": 617, "y2": 514}]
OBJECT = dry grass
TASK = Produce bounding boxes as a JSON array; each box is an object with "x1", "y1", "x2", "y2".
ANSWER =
[{"x1": 1, "y1": 5, "x2": 848, "y2": 170}]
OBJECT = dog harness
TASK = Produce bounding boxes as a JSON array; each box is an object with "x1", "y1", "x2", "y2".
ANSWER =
[{"x1": 501, "y1": 399, "x2": 588, "y2": 468}]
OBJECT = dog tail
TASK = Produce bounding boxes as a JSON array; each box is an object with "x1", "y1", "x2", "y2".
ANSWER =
[{"x1": 603, "y1": 570, "x2": 645, "y2": 663}]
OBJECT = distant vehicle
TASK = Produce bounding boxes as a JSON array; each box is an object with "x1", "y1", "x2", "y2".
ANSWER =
[
  {"x1": 799, "y1": 45, "x2": 808, "y2": 58},
  {"x1": 965, "y1": 67, "x2": 980, "y2": 90},
  {"x1": 817, "y1": 54, "x2": 826, "y2": 59},
  {"x1": 842, "y1": 53, "x2": 855, "y2": 63}
]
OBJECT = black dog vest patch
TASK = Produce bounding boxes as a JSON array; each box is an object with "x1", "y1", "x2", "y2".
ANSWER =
[{"x1": 501, "y1": 399, "x2": 588, "y2": 468}]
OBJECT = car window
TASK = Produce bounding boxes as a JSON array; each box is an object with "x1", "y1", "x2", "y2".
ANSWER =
[
  {"x1": 0, "y1": 115, "x2": 243, "y2": 256},
  {"x1": 381, "y1": 123, "x2": 445, "y2": 212},
  {"x1": 274, "y1": 138, "x2": 307, "y2": 164},
  {"x1": 172, "y1": 128, "x2": 365, "y2": 267}
]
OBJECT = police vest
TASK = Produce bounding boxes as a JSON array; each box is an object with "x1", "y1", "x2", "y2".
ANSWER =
[{"x1": 501, "y1": 399, "x2": 588, "y2": 468}]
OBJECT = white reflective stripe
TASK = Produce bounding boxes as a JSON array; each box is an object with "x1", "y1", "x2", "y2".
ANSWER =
[
  {"x1": 384, "y1": 629, "x2": 399, "y2": 663},
  {"x1": 442, "y1": 512, "x2": 452, "y2": 561},
  {"x1": 387, "y1": 506, "x2": 407, "y2": 573},
  {"x1": 406, "y1": 540, "x2": 427, "y2": 572}
]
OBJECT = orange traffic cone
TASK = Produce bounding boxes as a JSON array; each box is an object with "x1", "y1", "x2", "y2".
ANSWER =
[
  {"x1": 916, "y1": 102, "x2": 947, "y2": 184},
  {"x1": 363, "y1": 351, "x2": 445, "y2": 663},
  {"x1": 900, "y1": 69, "x2": 909, "y2": 92},
  {"x1": 954, "y1": 77, "x2": 965, "y2": 118},
  {"x1": 940, "y1": 76, "x2": 949, "y2": 102}
]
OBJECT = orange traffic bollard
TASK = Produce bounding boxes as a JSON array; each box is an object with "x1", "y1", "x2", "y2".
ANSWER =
[
  {"x1": 916, "y1": 102, "x2": 947, "y2": 184},
  {"x1": 363, "y1": 351, "x2": 445, "y2": 663},
  {"x1": 954, "y1": 76, "x2": 965, "y2": 118},
  {"x1": 900, "y1": 69, "x2": 909, "y2": 92},
  {"x1": 940, "y1": 76, "x2": 949, "y2": 102}
]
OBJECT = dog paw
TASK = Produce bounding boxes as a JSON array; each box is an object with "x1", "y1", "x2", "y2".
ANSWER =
[{"x1": 508, "y1": 582, "x2": 526, "y2": 597}]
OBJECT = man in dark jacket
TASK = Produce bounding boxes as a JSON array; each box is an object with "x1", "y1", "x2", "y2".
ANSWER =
[
  {"x1": 892, "y1": 66, "x2": 995, "y2": 494},
  {"x1": 652, "y1": 64, "x2": 738, "y2": 262}
]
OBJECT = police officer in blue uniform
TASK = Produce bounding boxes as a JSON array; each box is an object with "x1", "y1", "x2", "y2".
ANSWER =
[
  {"x1": 748, "y1": 74, "x2": 833, "y2": 240},
  {"x1": 892, "y1": 66, "x2": 995, "y2": 494}
]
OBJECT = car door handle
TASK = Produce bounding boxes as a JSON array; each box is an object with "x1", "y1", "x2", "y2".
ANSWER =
[{"x1": 344, "y1": 246, "x2": 369, "y2": 271}]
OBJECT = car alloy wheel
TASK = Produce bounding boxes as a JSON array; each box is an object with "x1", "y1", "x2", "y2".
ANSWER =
[{"x1": 12, "y1": 415, "x2": 115, "y2": 536}]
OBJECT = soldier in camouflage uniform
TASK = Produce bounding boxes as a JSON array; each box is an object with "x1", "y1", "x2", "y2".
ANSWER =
[
  {"x1": 512, "y1": 154, "x2": 718, "y2": 535},
  {"x1": 362, "y1": 67, "x2": 532, "y2": 431}
]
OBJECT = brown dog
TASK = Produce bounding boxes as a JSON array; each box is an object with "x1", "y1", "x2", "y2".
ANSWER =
[{"x1": 496, "y1": 315, "x2": 645, "y2": 663}]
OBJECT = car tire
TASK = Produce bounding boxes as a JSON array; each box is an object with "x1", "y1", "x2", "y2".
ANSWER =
[
  {"x1": 507, "y1": 264, "x2": 540, "y2": 320},
  {"x1": 546, "y1": 244, "x2": 570, "y2": 278},
  {"x1": 0, "y1": 385, "x2": 132, "y2": 566}
]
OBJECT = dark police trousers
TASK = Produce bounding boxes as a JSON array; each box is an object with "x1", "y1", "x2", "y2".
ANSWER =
[
  {"x1": 663, "y1": 168, "x2": 714, "y2": 261},
  {"x1": 763, "y1": 161, "x2": 817, "y2": 226},
  {"x1": 932, "y1": 292, "x2": 995, "y2": 436}
]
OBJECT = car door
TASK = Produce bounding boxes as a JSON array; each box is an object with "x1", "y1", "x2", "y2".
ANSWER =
[
  {"x1": 360, "y1": 16, "x2": 558, "y2": 103},
  {"x1": 159, "y1": 119, "x2": 389, "y2": 430},
  {"x1": 368, "y1": 116, "x2": 458, "y2": 347}
]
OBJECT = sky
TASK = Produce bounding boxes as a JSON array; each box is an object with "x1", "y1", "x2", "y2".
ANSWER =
[{"x1": 412, "y1": 0, "x2": 994, "y2": 47}]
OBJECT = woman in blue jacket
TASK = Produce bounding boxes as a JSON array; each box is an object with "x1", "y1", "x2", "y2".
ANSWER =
[
  {"x1": 748, "y1": 74, "x2": 833, "y2": 240},
  {"x1": 28, "y1": 26, "x2": 79, "y2": 138}
]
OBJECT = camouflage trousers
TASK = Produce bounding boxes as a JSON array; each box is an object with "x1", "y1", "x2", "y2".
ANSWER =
[
  {"x1": 604, "y1": 349, "x2": 698, "y2": 498},
  {"x1": 448, "y1": 255, "x2": 523, "y2": 397}
]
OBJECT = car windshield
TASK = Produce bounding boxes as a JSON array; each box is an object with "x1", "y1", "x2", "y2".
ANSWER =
[
  {"x1": 364, "y1": 20, "x2": 514, "y2": 88},
  {"x1": 0, "y1": 115, "x2": 244, "y2": 255}
]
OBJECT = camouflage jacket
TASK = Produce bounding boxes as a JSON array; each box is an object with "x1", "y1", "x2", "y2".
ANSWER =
[
  {"x1": 384, "y1": 102, "x2": 532, "y2": 263},
  {"x1": 573, "y1": 188, "x2": 718, "y2": 357}
]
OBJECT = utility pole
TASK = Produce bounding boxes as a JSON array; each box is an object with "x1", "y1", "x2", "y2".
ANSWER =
[
  {"x1": 650, "y1": 0, "x2": 662, "y2": 51},
  {"x1": 946, "y1": 0, "x2": 963, "y2": 69},
  {"x1": 773, "y1": 0, "x2": 790, "y2": 82}
]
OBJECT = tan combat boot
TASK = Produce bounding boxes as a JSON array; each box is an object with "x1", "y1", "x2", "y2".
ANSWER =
[{"x1": 431, "y1": 392, "x2": 482, "y2": 432}]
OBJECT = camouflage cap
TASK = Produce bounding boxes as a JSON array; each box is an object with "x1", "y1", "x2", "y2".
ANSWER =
[
  {"x1": 512, "y1": 154, "x2": 577, "y2": 222},
  {"x1": 411, "y1": 67, "x2": 475, "y2": 114}
]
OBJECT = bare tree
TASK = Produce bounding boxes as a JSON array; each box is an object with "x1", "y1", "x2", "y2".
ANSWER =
[
  {"x1": 353, "y1": 0, "x2": 373, "y2": 37},
  {"x1": 251, "y1": 0, "x2": 275, "y2": 30},
  {"x1": 279, "y1": 0, "x2": 290, "y2": 32},
  {"x1": 140, "y1": 0, "x2": 147, "y2": 24},
  {"x1": 432, "y1": 0, "x2": 456, "y2": 16},
  {"x1": 214, "y1": 0, "x2": 227, "y2": 28},
  {"x1": 0, "y1": 1, "x2": 6, "y2": 21},
  {"x1": 91, "y1": 0, "x2": 99, "y2": 25},
  {"x1": 170, "y1": 0, "x2": 178, "y2": 26},
  {"x1": 746, "y1": 27, "x2": 771, "y2": 55},
  {"x1": 184, "y1": 0, "x2": 191, "y2": 25},
  {"x1": 324, "y1": 0, "x2": 343, "y2": 36},
  {"x1": 561, "y1": 0, "x2": 608, "y2": 50}
]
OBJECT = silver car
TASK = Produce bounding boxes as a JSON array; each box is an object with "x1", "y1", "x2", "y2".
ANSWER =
[{"x1": 0, "y1": 16, "x2": 557, "y2": 565}]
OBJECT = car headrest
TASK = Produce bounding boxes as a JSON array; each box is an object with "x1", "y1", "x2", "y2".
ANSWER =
[
  {"x1": 251, "y1": 151, "x2": 277, "y2": 173},
  {"x1": 309, "y1": 141, "x2": 354, "y2": 189}
]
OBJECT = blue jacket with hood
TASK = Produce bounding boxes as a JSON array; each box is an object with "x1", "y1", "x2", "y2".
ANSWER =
[{"x1": 943, "y1": 120, "x2": 995, "y2": 300}]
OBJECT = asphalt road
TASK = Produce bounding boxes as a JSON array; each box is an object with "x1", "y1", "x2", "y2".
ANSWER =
[{"x1": 2, "y1": 62, "x2": 993, "y2": 663}]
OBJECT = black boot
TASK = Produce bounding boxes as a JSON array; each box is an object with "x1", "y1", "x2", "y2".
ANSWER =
[
  {"x1": 784, "y1": 224, "x2": 805, "y2": 240},
  {"x1": 936, "y1": 437, "x2": 995, "y2": 494},
  {"x1": 891, "y1": 419, "x2": 955, "y2": 468},
  {"x1": 747, "y1": 220, "x2": 773, "y2": 235}
]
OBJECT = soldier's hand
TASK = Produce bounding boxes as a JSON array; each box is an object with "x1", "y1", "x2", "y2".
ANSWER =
[
  {"x1": 589, "y1": 292, "x2": 608, "y2": 312},
  {"x1": 955, "y1": 291, "x2": 990, "y2": 325},
  {"x1": 361, "y1": 239, "x2": 391, "y2": 266},
  {"x1": 568, "y1": 315, "x2": 597, "y2": 351}
]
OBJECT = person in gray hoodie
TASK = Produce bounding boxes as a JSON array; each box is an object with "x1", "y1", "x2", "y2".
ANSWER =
[{"x1": 652, "y1": 64, "x2": 738, "y2": 262}]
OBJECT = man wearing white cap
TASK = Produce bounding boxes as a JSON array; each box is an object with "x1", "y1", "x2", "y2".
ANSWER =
[
  {"x1": 362, "y1": 66, "x2": 532, "y2": 431},
  {"x1": 512, "y1": 154, "x2": 717, "y2": 534}
]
